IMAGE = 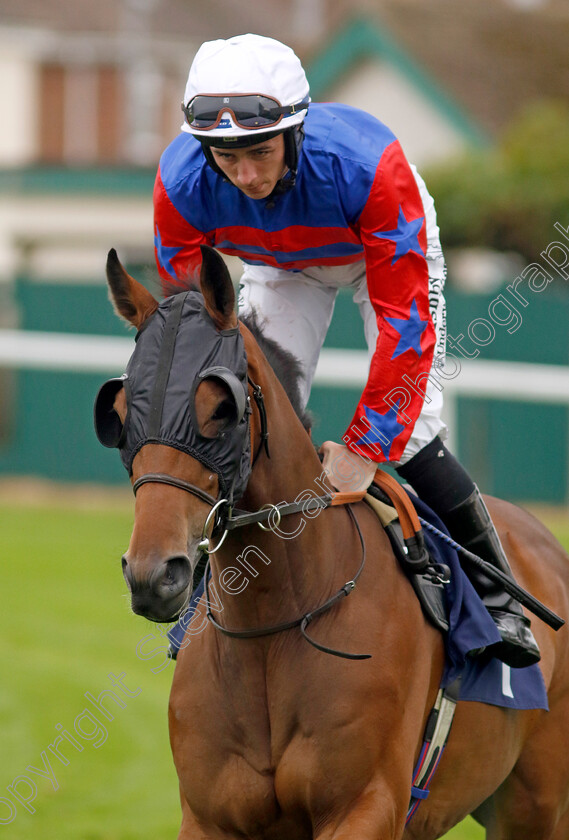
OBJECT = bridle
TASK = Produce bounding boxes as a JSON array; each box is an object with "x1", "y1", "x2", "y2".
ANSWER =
[
  {"x1": 131, "y1": 375, "x2": 371, "y2": 660},
  {"x1": 132, "y1": 473, "x2": 219, "y2": 507}
]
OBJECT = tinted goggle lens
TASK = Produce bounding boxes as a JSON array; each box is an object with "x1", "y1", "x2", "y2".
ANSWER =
[{"x1": 182, "y1": 94, "x2": 307, "y2": 130}]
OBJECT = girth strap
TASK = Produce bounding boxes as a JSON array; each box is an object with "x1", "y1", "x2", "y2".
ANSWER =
[
  {"x1": 372, "y1": 469, "x2": 421, "y2": 538},
  {"x1": 370, "y1": 470, "x2": 430, "y2": 573},
  {"x1": 407, "y1": 677, "x2": 461, "y2": 825}
]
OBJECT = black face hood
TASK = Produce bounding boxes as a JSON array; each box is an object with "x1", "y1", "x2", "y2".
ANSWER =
[{"x1": 94, "y1": 291, "x2": 251, "y2": 504}]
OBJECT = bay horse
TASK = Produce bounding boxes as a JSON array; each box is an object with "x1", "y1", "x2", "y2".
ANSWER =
[{"x1": 98, "y1": 245, "x2": 569, "y2": 839}]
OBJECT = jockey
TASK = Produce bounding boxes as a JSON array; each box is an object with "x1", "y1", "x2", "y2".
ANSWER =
[{"x1": 153, "y1": 34, "x2": 539, "y2": 668}]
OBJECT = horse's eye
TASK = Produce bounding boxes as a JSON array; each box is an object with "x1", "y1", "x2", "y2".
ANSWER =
[
  {"x1": 194, "y1": 378, "x2": 241, "y2": 439},
  {"x1": 212, "y1": 399, "x2": 236, "y2": 424}
]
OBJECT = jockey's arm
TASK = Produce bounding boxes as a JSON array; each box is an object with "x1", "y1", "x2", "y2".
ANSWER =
[
  {"x1": 341, "y1": 139, "x2": 437, "y2": 470},
  {"x1": 153, "y1": 160, "x2": 210, "y2": 293}
]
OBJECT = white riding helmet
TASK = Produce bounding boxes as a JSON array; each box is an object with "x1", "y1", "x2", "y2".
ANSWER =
[{"x1": 181, "y1": 34, "x2": 310, "y2": 141}]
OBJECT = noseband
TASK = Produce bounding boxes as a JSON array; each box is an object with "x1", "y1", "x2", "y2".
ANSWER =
[{"x1": 132, "y1": 473, "x2": 219, "y2": 506}]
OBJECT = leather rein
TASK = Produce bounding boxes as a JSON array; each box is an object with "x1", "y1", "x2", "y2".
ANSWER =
[
  {"x1": 204, "y1": 502, "x2": 370, "y2": 661},
  {"x1": 131, "y1": 378, "x2": 372, "y2": 660}
]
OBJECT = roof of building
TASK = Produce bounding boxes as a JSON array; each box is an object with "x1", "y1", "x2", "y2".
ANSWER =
[
  {"x1": 378, "y1": 0, "x2": 569, "y2": 134},
  {"x1": 306, "y1": 17, "x2": 488, "y2": 147},
  {"x1": 1, "y1": 0, "x2": 567, "y2": 134}
]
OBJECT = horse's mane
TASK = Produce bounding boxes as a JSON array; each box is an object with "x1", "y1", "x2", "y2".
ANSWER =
[
  {"x1": 161, "y1": 281, "x2": 312, "y2": 434},
  {"x1": 241, "y1": 311, "x2": 312, "y2": 434}
]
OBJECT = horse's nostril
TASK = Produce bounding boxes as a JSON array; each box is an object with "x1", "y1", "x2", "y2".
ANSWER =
[
  {"x1": 122, "y1": 556, "x2": 135, "y2": 591},
  {"x1": 151, "y1": 555, "x2": 192, "y2": 599}
]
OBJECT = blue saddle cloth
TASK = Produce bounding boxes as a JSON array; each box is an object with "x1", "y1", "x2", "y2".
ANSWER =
[
  {"x1": 411, "y1": 493, "x2": 548, "y2": 711},
  {"x1": 168, "y1": 495, "x2": 548, "y2": 712}
]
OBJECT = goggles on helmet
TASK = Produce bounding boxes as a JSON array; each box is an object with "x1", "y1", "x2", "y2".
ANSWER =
[{"x1": 182, "y1": 93, "x2": 309, "y2": 132}]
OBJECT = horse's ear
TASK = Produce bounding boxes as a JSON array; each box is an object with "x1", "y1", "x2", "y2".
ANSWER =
[
  {"x1": 106, "y1": 249, "x2": 159, "y2": 330},
  {"x1": 200, "y1": 245, "x2": 237, "y2": 330}
]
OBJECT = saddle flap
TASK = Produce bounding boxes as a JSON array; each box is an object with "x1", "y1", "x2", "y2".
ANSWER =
[
  {"x1": 384, "y1": 519, "x2": 449, "y2": 633},
  {"x1": 363, "y1": 476, "x2": 450, "y2": 634}
]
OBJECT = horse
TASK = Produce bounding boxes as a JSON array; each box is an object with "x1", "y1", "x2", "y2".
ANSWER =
[{"x1": 97, "y1": 244, "x2": 569, "y2": 839}]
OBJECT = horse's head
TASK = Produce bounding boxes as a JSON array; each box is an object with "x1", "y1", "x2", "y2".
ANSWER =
[{"x1": 95, "y1": 246, "x2": 253, "y2": 621}]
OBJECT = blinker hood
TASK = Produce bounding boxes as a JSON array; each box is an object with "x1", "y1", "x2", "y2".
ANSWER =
[{"x1": 94, "y1": 290, "x2": 251, "y2": 503}]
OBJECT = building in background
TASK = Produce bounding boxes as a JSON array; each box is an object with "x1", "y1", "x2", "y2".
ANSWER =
[
  {"x1": 1, "y1": 0, "x2": 568, "y2": 278},
  {"x1": 1, "y1": 0, "x2": 568, "y2": 167},
  {"x1": 0, "y1": 0, "x2": 496, "y2": 287},
  {"x1": 1, "y1": 0, "x2": 569, "y2": 501}
]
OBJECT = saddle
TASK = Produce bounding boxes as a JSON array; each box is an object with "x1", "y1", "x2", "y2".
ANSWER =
[
  {"x1": 367, "y1": 470, "x2": 450, "y2": 633},
  {"x1": 369, "y1": 470, "x2": 564, "y2": 640}
]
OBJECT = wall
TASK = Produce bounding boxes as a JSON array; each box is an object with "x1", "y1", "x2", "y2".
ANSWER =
[
  {"x1": 1, "y1": 278, "x2": 568, "y2": 503},
  {"x1": 330, "y1": 57, "x2": 467, "y2": 167}
]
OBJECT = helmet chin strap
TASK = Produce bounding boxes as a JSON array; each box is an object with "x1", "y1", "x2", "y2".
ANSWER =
[
  {"x1": 265, "y1": 169, "x2": 294, "y2": 204},
  {"x1": 268, "y1": 124, "x2": 304, "y2": 197}
]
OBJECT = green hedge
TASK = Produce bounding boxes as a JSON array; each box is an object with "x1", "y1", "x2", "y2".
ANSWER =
[{"x1": 424, "y1": 100, "x2": 569, "y2": 263}]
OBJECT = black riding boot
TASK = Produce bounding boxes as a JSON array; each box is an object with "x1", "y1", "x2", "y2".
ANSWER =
[
  {"x1": 443, "y1": 488, "x2": 540, "y2": 668},
  {"x1": 397, "y1": 437, "x2": 540, "y2": 668}
]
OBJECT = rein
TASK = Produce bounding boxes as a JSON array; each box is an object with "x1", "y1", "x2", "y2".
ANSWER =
[
  {"x1": 133, "y1": 467, "x2": 371, "y2": 659},
  {"x1": 205, "y1": 504, "x2": 371, "y2": 660},
  {"x1": 133, "y1": 473, "x2": 370, "y2": 659}
]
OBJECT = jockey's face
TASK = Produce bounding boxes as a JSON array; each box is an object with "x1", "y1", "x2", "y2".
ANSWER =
[{"x1": 210, "y1": 134, "x2": 286, "y2": 200}]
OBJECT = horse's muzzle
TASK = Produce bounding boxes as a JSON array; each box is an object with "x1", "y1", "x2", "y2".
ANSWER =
[{"x1": 122, "y1": 554, "x2": 192, "y2": 622}]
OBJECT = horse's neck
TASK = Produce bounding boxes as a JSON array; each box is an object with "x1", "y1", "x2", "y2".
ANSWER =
[
  {"x1": 244, "y1": 344, "x2": 326, "y2": 510},
  {"x1": 212, "y1": 356, "x2": 347, "y2": 626}
]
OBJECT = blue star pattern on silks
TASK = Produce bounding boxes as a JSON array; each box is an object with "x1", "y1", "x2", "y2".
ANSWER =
[
  {"x1": 373, "y1": 206, "x2": 425, "y2": 264},
  {"x1": 354, "y1": 402, "x2": 407, "y2": 460},
  {"x1": 154, "y1": 227, "x2": 183, "y2": 280},
  {"x1": 385, "y1": 298, "x2": 428, "y2": 360}
]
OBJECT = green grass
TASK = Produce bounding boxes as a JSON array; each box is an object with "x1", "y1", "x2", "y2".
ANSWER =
[
  {"x1": 0, "y1": 501, "x2": 180, "y2": 839},
  {"x1": 441, "y1": 818, "x2": 483, "y2": 839},
  {"x1": 1, "y1": 495, "x2": 567, "y2": 838}
]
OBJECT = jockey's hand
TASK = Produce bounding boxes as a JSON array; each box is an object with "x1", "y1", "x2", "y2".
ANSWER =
[{"x1": 319, "y1": 441, "x2": 377, "y2": 494}]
